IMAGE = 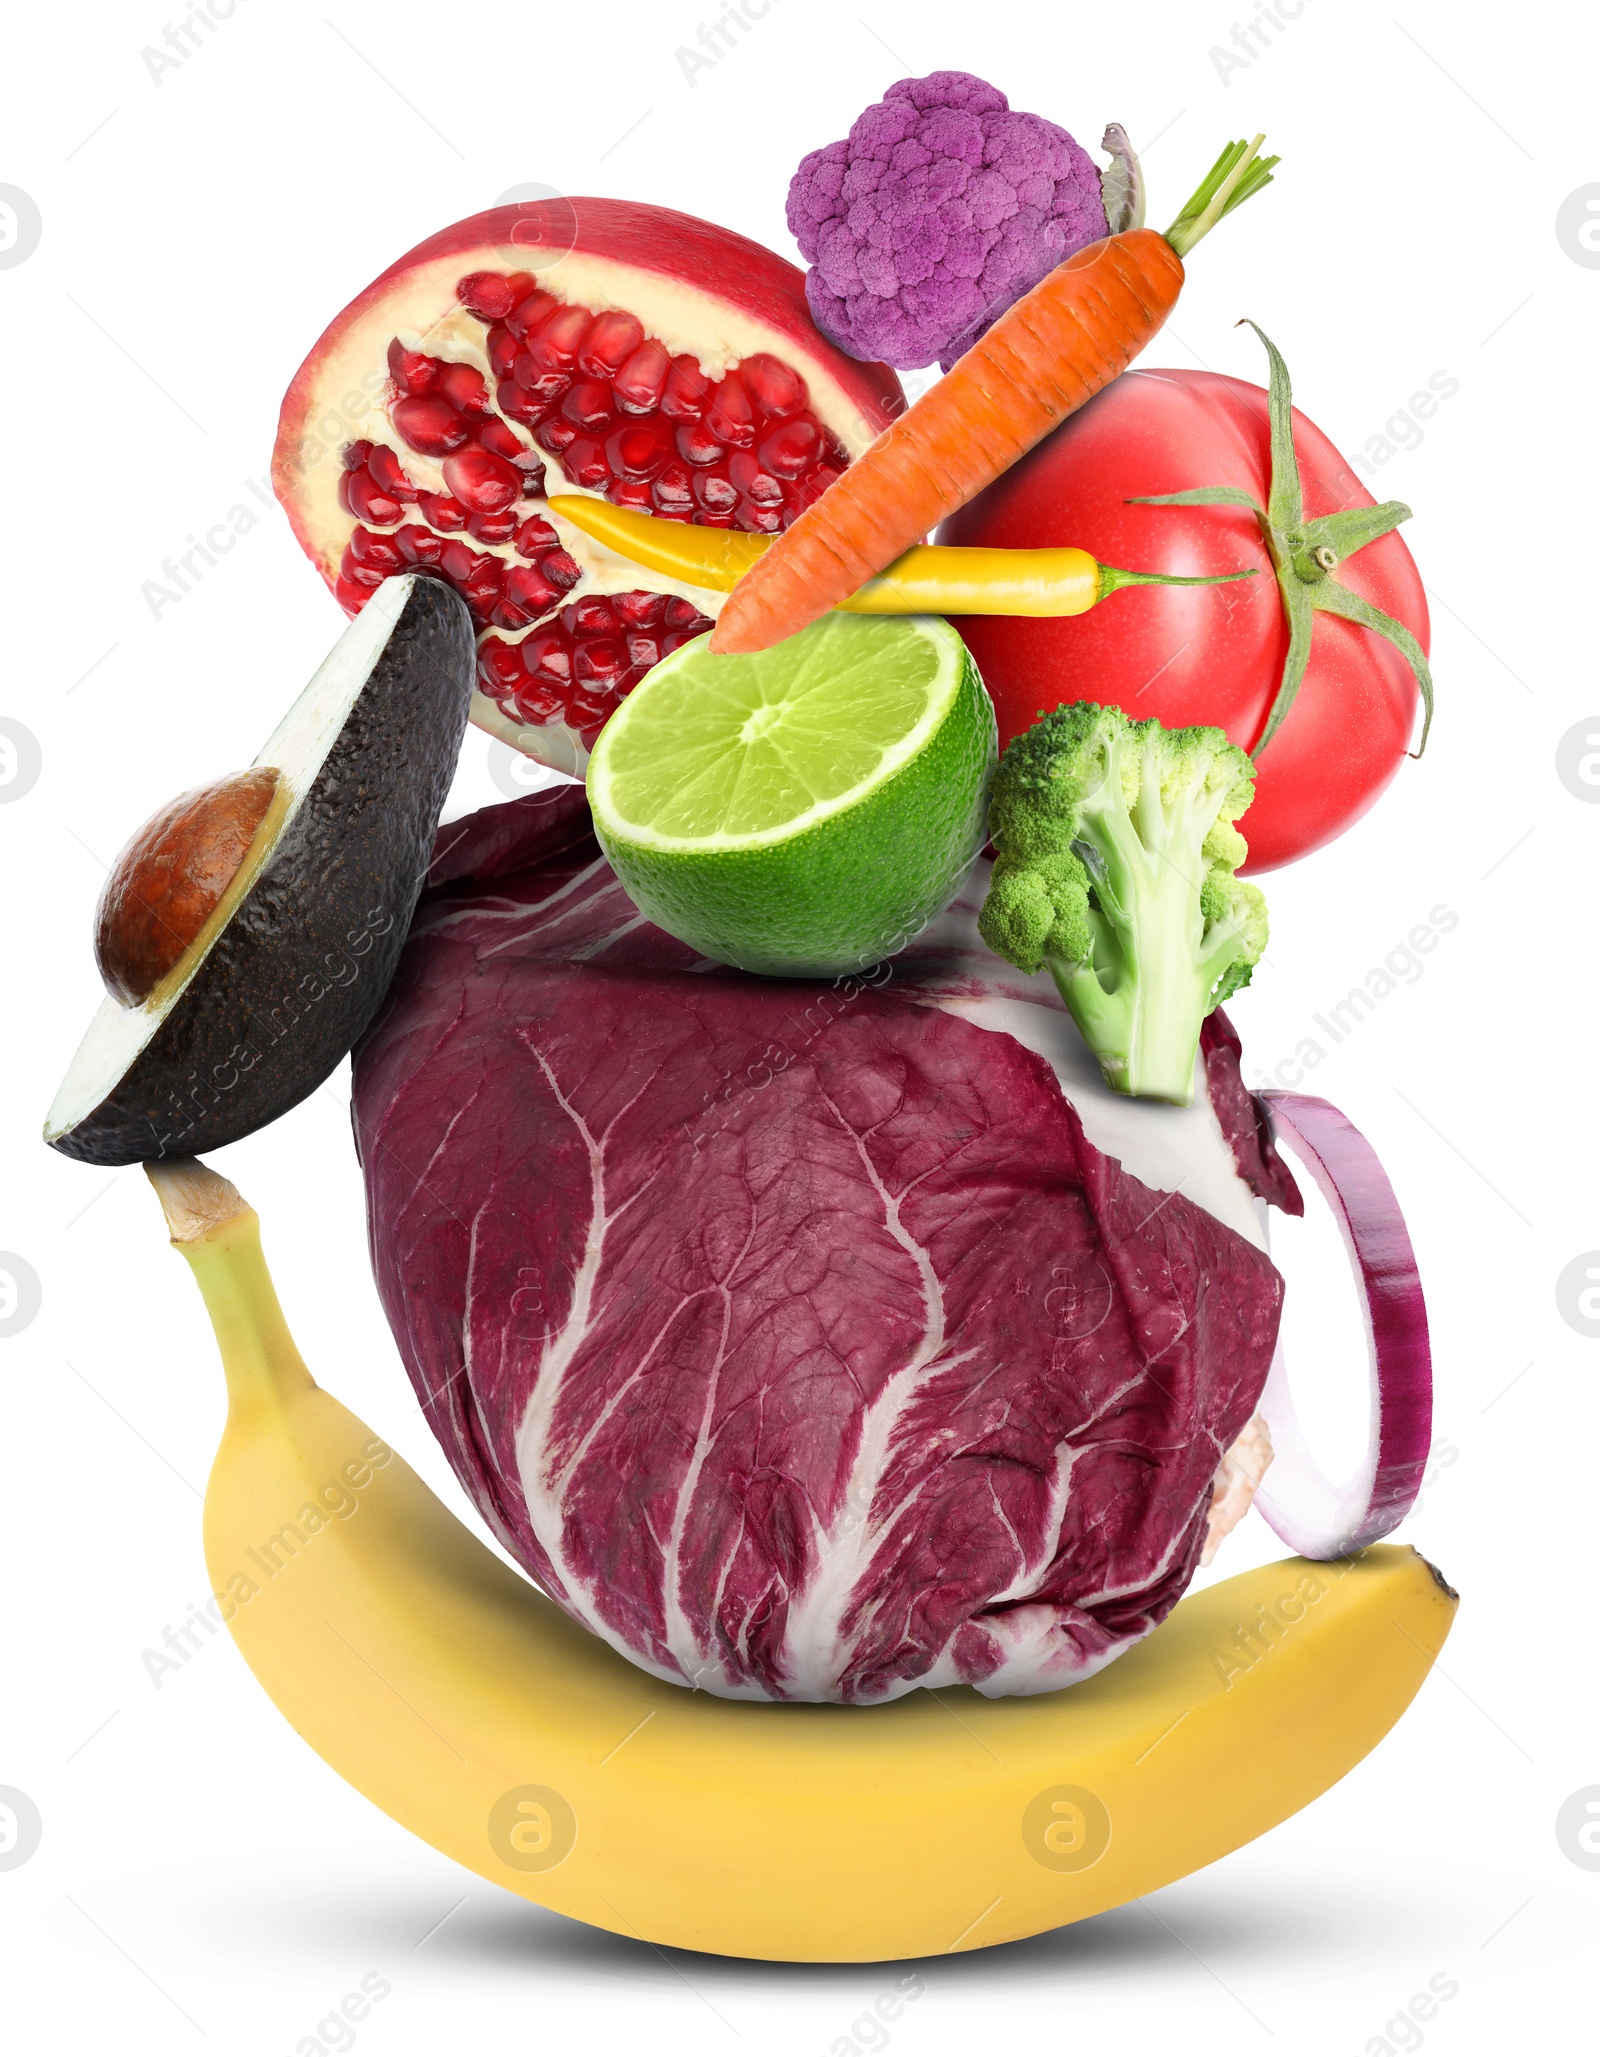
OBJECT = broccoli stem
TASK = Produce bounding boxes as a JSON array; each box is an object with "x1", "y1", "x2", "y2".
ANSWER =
[
  {"x1": 1051, "y1": 889, "x2": 1214, "y2": 1106},
  {"x1": 1043, "y1": 739, "x2": 1233, "y2": 1106}
]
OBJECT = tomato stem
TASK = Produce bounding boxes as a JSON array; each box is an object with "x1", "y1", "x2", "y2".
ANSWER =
[{"x1": 1129, "y1": 322, "x2": 1435, "y2": 761}]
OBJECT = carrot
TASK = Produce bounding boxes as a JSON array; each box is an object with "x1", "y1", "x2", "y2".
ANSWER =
[{"x1": 712, "y1": 136, "x2": 1278, "y2": 656}]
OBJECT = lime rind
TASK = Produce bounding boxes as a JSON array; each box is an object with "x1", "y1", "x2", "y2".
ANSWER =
[
  {"x1": 588, "y1": 613, "x2": 963, "y2": 854},
  {"x1": 586, "y1": 616, "x2": 996, "y2": 978}
]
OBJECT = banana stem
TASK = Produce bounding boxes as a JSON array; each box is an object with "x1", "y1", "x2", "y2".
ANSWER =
[
  {"x1": 147, "y1": 1156, "x2": 250, "y2": 1241},
  {"x1": 147, "y1": 1158, "x2": 313, "y2": 1416}
]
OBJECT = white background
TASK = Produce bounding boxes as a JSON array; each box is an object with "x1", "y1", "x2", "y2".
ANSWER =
[{"x1": 2, "y1": 0, "x2": 1596, "y2": 2051}]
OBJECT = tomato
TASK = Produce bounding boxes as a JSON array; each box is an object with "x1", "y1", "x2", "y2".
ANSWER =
[{"x1": 939, "y1": 364, "x2": 1430, "y2": 873}]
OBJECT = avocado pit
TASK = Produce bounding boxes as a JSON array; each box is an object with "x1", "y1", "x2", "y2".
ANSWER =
[{"x1": 96, "y1": 769, "x2": 281, "y2": 1007}]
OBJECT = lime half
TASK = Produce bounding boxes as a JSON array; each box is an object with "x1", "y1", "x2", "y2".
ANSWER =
[{"x1": 586, "y1": 611, "x2": 995, "y2": 976}]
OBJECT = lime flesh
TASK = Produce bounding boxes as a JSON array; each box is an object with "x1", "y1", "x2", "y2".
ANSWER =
[{"x1": 586, "y1": 612, "x2": 995, "y2": 976}]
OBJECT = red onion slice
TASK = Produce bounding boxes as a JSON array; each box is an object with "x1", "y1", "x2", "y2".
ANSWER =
[{"x1": 1251, "y1": 1091, "x2": 1432, "y2": 1558}]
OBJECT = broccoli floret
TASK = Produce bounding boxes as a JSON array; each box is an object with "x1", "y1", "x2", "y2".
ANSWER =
[{"x1": 979, "y1": 703, "x2": 1268, "y2": 1106}]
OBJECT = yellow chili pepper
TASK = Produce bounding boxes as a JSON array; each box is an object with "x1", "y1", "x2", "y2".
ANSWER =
[{"x1": 548, "y1": 495, "x2": 1253, "y2": 616}]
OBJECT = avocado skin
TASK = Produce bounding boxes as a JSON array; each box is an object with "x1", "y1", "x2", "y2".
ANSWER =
[{"x1": 53, "y1": 577, "x2": 475, "y2": 1165}]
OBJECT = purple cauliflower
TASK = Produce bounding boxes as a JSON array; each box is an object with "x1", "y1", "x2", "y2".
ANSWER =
[{"x1": 787, "y1": 71, "x2": 1109, "y2": 373}]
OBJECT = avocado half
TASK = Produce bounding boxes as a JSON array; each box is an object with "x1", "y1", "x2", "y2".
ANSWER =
[{"x1": 45, "y1": 574, "x2": 474, "y2": 1165}]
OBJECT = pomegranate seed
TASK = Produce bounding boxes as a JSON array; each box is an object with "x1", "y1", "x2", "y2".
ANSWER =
[
  {"x1": 335, "y1": 575, "x2": 372, "y2": 614},
  {"x1": 339, "y1": 547, "x2": 384, "y2": 590},
  {"x1": 625, "y1": 634, "x2": 662, "y2": 670},
  {"x1": 570, "y1": 681, "x2": 618, "y2": 720},
  {"x1": 698, "y1": 514, "x2": 739, "y2": 528},
  {"x1": 474, "y1": 417, "x2": 523, "y2": 462},
  {"x1": 578, "y1": 310, "x2": 645, "y2": 376},
  {"x1": 365, "y1": 444, "x2": 420, "y2": 502},
  {"x1": 506, "y1": 564, "x2": 561, "y2": 612},
  {"x1": 561, "y1": 436, "x2": 611, "y2": 490},
  {"x1": 525, "y1": 303, "x2": 591, "y2": 372},
  {"x1": 387, "y1": 339, "x2": 440, "y2": 394},
  {"x1": 652, "y1": 462, "x2": 693, "y2": 511},
  {"x1": 740, "y1": 353, "x2": 807, "y2": 419},
  {"x1": 704, "y1": 373, "x2": 756, "y2": 449},
  {"x1": 337, "y1": 474, "x2": 356, "y2": 516},
  {"x1": 458, "y1": 271, "x2": 517, "y2": 321},
  {"x1": 468, "y1": 510, "x2": 519, "y2": 544},
  {"x1": 607, "y1": 421, "x2": 671, "y2": 479},
  {"x1": 737, "y1": 499, "x2": 783, "y2": 533},
  {"x1": 443, "y1": 448, "x2": 522, "y2": 515},
  {"x1": 435, "y1": 448, "x2": 512, "y2": 518},
  {"x1": 782, "y1": 479, "x2": 817, "y2": 519},
  {"x1": 513, "y1": 452, "x2": 547, "y2": 495},
  {"x1": 512, "y1": 681, "x2": 568, "y2": 725},
  {"x1": 514, "y1": 515, "x2": 559, "y2": 556},
  {"x1": 477, "y1": 639, "x2": 527, "y2": 692},
  {"x1": 497, "y1": 384, "x2": 538, "y2": 425},
  {"x1": 464, "y1": 554, "x2": 505, "y2": 599},
  {"x1": 758, "y1": 417, "x2": 822, "y2": 479},
  {"x1": 343, "y1": 440, "x2": 375, "y2": 471},
  {"x1": 661, "y1": 355, "x2": 710, "y2": 420},
  {"x1": 394, "y1": 394, "x2": 471, "y2": 456},
  {"x1": 660, "y1": 626, "x2": 704, "y2": 656},
  {"x1": 506, "y1": 288, "x2": 558, "y2": 340},
  {"x1": 693, "y1": 469, "x2": 738, "y2": 514},
  {"x1": 437, "y1": 362, "x2": 490, "y2": 418},
  {"x1": 611, "y1": 590, "x2": 667, "y2": 628},
  {"x1": 515, "y1": 374, "x2": 573, "y2": 427},
  {"x1": 419, "y1": 492, "x2": 468, "y2": 533},
  {"x1": 497, "y1": 383, "x2": 549, "y2": 428},
  {"x1": 565, "y1": 596, "x2": 616, "y2": 638},
  {"x1": 569, "y1": 694, "x2": 617, "y2": 732},
  {"x1": 664, "y1": 597, "x2": 707, "y2": 631},
  {"x1": 521, "y1": 629, "x2": 571, "y2": 683},
  {"x1": 675, "y1": 420, "x2": 725, "y2": 468},
  {"x1": 486, "y1": 325, "x2": 520, "y2": 380},
  {"x1": 533, "y1": 418, "x2": 578, "y2": 456},
  {"x1": 542, "y1": 550, "x2": 583, "y2": 590},
  {"x1": 613, "y1": 339, "x2": 671, "y2": 414},
  {"x1": 561, "y1": 379, "x2": 614, "y2": 433},
  {"x1": 346, "y1": 473, "x2": 403, "y2": 526},
  {"x1": 347, "y1": 526, "x2": 405, "y2": 572},
  {"x1": 492, "y1": 600, "x2": 537, "y2": 631},
  {"x1": 729, "y1": 451, "x2": 783, "y2": 506},
  {"x1": 392, "y1": 525, "x2": 443, "y2": 565},
  {"x1": 440, "y1": 540, "x2": 477, "y2": 583},
  {"x1": 609, "y1": 478, "x2": 655, "y2": 511}
]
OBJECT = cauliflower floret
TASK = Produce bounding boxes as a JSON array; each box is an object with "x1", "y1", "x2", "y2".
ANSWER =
[{"x1": 786, "y1": 70, "x2": 1109, "y2": 372}]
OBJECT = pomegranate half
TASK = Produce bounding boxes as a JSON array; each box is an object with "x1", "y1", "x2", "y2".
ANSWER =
[{"x1": 274, "y1": 198, "x2": 905, "y2": 774}]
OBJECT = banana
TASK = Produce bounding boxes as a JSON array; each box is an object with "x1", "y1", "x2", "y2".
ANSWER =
[{"x1": 151, "y1": 1156, "x2": 1457, "y2": 1964}]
